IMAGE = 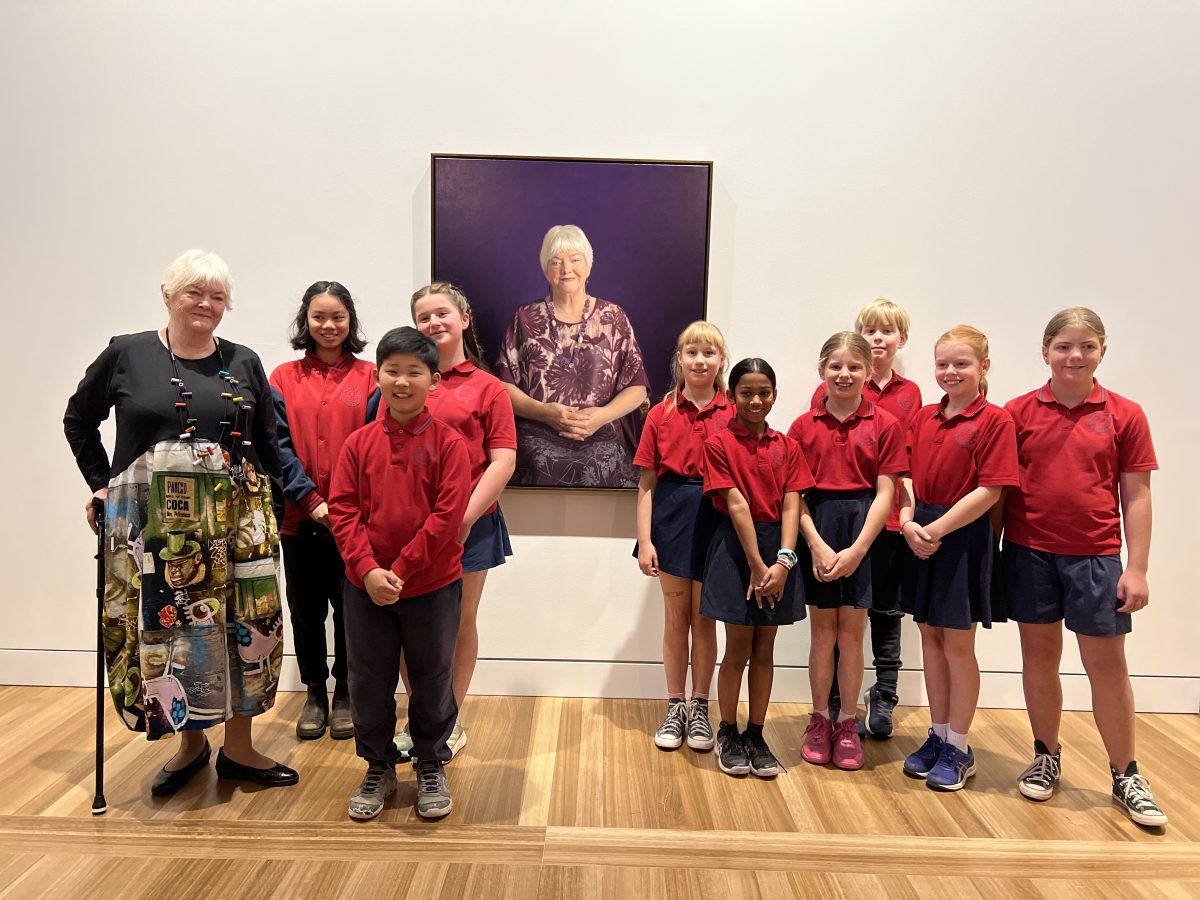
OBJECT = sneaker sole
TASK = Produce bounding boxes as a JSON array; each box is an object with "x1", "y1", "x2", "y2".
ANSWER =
[
  {"x1": 296, "y1": 726, "x2": 326, "y2": 740},
  {"x1": 833, "y1": 755, "x2": 864, "y2": 771},
  {"x1": 801, "y1": 751, "x2": 831, "y2": 766},
  {"x1": 863, "y1": 692, "x2": 895, "y2": 739},
  {"x1": 348, "y1": 803, "x2": 386, "y2": 820},
  {"x1": 686, "y1": 734, "x2": 716, "y2": 751},
  {"x1": 903, "y1": 765, "x2": 931, "y2": 779},
  {"x1": 654, "y1": 734, "x2": 684, "y2": 750},
  {"x1": 717, "y1": 758, "x2": 751, "y2": 776},
  {"x1": 416, "y1": 800, "x2": 453, "y2": 819},
  {"x1": 449, "y1": 730, "x2": 467, "y2": 760},
  {"x1": 749, "y1": 763, "x2": 779, "y2": 778},
  {"x1": 1018, "y1": 781, "x2": 1056, "y2": 802},
  {"x1": 329, "y1": 725, "x2": 355, "y2": 740},
  {"x1": 1113, "y1": 797, "x2": 1169, "y2": 827},
  {"x1": 926, "y1": 763, "x2": 977, "y2": 792}
]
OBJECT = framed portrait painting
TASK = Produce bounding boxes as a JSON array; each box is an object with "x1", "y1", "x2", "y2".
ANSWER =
[{"x1": 431, "y1": 153, "x2": 713, "y2": 490}]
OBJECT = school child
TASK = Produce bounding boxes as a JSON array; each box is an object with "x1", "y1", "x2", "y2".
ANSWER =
[
  {"x1": 388, "y1": 284, "x2": 517, "y2": 760},
  {"x1": 633, "y1": 322, "x2": 733, "y2": 752},
  {"x1": 790, "y1": 333, "x2": 907, "y2": 769},
  {"x1": 810, "y1": 299, "x2": 922, "y2": 737},
  {"x1": 1002, "y1": 308, "x2": 1167, "y2": 827},
  {"x1": 701, "y1": 358, "x2": 814, "y2": 777},
  {"x1": 898, "y1": 325, "x2": 1018, "y2": 791},
  {"x1": 328, "y1": 327, "x2": 471, "y2": 820},
  {"x1": 270, "y1": 281, "x2": 377, "y2": 740}
]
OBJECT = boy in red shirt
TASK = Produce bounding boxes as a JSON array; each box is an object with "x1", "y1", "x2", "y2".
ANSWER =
[{"x1": 329, "y1": 327, "x2": 471, "y2": 820}]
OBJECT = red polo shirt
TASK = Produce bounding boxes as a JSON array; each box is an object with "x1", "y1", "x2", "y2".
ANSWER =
[
  {"x1": 703, "y1": 420, "x2": 815, "y2": 523},
  {"x1": 906, "y1": 393, "x2": 1019, "y2": 507},
  {"x1": 634, "y1": 390, "x2": 734, "y2": 479},
  {"x1": 329, "y1": 410, "x2": 471, "y2": 598},
  {"x1": 787, "y1": 398, "x2": 907, "y2": 491},
  {"x1": 423, "y1": 361, "x2": 516, "y2": 513},
  {"x1": 1003, "y1": 381, "x2": 1157, "y2": 556},
  {"x1": 270, "y1": 352, "x2": 377, "y2": 534},
  {"x1": 812, "y1": 373, "x2": 922, "y2": 529}
]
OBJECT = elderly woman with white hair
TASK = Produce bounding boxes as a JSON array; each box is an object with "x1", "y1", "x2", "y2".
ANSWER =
[
  {"x1": 65, "y1": 250, "x2": 298, "y2": 796},
  {"x1": 498, "y1": 224, "x2": 651, "y2": 487}
]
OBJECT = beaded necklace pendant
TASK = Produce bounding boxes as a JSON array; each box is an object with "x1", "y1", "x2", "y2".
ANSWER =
[
  {"x1": 545, "y1": 295, "x2": 594, "y2": 366},
  {"x1": 165, "y1": 329, "x2": 253, "y2": 453}
]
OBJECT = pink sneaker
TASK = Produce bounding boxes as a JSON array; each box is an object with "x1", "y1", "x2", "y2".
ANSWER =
[
  {"x1": 802, "y1": 713, "x2": 833, "y2": 765},
  {"x1": 832, "y1": 718, "x2": 864, "y2": 770}
]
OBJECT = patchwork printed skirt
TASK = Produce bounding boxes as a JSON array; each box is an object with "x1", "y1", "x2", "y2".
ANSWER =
[{"x1": 101, "y1": 440, "x2": 284, "y2": 740}]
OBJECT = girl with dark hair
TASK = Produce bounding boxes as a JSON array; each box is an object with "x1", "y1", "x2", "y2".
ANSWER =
[
  {"x1": 393, "y1": 283, "x2": 517, "y2": 759},
  {"x1": 700, "y1": 358, "x2": 814, "y2": 778},
  {"x1": 270, "y1": 281, "x2": 377, "y2": 740}
]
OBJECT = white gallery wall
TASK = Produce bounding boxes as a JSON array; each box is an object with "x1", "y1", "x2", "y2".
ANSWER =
[{"x1": 2, "y1": 1, "x2": 1197, "y2": 710}]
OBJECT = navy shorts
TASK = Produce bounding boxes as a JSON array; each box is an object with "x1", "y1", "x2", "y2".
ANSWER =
[
  {"x1": 632, "y1": 474, "x2": 722, "y2": 581},
  {"x1": 461, "y1": 506, "x2": 513, "y2": 574},
  {"x1": 700, "y1": 519, "x2": 805, "y2": 627},
  {"x1": 1003, "y1": 542, "x2": 1130, "y2": 637},
  {"x1": 801, "y1": 489, "x2": 874, "y2": 610},
  {"x1": 899, "y1": 501, "x2": 1006, "y2": 630}
]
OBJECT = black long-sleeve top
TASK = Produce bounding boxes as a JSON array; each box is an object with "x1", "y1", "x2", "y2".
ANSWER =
[{"x1": 65, "y1": 331, "x2": 282, "y2": 491}]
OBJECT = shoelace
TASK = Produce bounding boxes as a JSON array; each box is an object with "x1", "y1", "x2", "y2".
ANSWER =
[
  {"x1": 1117, "y1": 773, "x2": 1159, "y2": 811},
  {"x1": 360, "y1": 767, "x2": 390, "y2": 795},
  {"x1": 687, "y1": 702, "x2": 711, "y2": 736},
  {"x1": 660, "y1": 703, "x2": 687, "y2": 736},
  {"x1": 417, "y1": 762, "x2": 444, "y2": 795},
  {"x1": 1021, "y1": 753, "x2": 1060, "y2": 788}
]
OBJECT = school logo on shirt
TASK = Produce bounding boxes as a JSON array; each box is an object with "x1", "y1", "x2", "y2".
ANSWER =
[
  {"x1": 853, "y1": 425, "x2": 877, "y2": 448},
  {"x1": 895, "y1": 392, "x2": 915, "y2": 412},
  {"x1": 954, "y1": 423, "x2": 981, "y2": 448},
  {"x1": 412, "y1": 443, "x2": 438, "y2": 467},
  {"x1": 769, "y1": 442, "x2": 786, "y2": 467},
  {"x1": 1084, "y1": 411, "x2": 1116, "y2": 435},
  {"x1": 341, "y1": 385, "x2": 362, "y2": 408}
]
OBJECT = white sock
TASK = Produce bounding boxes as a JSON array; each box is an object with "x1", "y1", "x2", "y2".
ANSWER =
[
  {"x1": 947, "y1": 729, "x2": 969, "y2": 752},
  {"x1": 836, "y1": 712, "x2": 855, "y2": 724},
  {"x1": 932, "y1": 722, "x2": 949, "y2": 740},
  {"x1": 813, "y1": 708, "x2": 829, "y2": 720}
]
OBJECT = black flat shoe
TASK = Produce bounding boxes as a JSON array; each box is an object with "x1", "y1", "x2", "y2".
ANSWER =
[
  {"x1": 151, "y1": 737, "x2": 211, "y2": 797},
  {"x1": 215, "y1": 748, "x2": 299, "y2": 788}
]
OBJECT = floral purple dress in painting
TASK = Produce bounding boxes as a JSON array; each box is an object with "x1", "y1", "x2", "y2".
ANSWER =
[{"x1": 497, "y1": 297, "x2": 650, "y2": 488}]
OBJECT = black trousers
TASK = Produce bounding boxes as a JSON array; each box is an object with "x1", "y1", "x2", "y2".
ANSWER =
[
  {"x1": 281, "y1": 524, "x2": 348, "y2": 685},
  {"x1": 831, "y1": 529, "x2": 904, "y2": 699},
  {"x1": 343, "y1": 579, "x2": 461, "y2": 766}
]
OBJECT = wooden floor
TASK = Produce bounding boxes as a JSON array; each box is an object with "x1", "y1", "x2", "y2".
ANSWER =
[{"x1": 0, "y1": 688, "x2": 1197, "y2": 898}]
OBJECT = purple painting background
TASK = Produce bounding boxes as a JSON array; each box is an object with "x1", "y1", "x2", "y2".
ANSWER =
[{"x1": 431, "y1": 156, "x2": 712, "y2": 404}]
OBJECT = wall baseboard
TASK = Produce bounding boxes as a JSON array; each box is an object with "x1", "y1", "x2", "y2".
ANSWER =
[{"x1": 2, "y1": 650, "x2": 1195, "y2": 713}]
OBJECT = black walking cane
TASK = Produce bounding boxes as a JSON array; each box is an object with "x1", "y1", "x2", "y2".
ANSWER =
[{"x1": 92, "y1": 497, "x2": 108, "y2": 816}]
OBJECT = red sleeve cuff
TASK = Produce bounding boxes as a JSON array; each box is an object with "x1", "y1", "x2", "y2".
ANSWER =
[
  {"x1": 300, "y1": 491, "x2": 326, "y2": 513},
  {"x1": 352, "y1": 557, "x2": 381, "y2": 582}
]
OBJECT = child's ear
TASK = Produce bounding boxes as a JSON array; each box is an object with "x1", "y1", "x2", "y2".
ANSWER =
[
  {"x1": 429, "y1": 370, "x2": 442, "y2": 391},
  {"x1": 897, "y1": 332, "x2": 909, "y2": 350},
  {"x1": 373, "y1": 367, "x2": 381, "y2": 386}
]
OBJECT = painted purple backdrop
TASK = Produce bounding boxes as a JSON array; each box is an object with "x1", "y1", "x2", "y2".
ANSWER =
[{"x1": 431, "y1": 155, "x2": 713, "y2": 411}]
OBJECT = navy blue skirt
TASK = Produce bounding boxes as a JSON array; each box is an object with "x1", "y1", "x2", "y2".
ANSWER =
[
  {"x1": 801, "y1": 488, "x2": 874, "y2": 610},
  {"x1": 700, "y1": 519, "x2": 805, "y2": 626},
  {"x1": 899, "y1": 501, "x2": 1006, "y2": 629},
  {"x1": 631, "y1": 474, "x2": 722, "y2": 581},
  {"x1": 461, "y1": 506, "x2": 513, "y2": 574}
]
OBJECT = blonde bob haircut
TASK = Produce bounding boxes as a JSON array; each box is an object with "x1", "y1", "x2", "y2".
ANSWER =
[
  {"x1": 539, "y1": 224, "x2": 594, "y2": 273},
  {"x1": 663, "y1": 320, "x2": 730, "y2": 413},
  {"x1": 162, "y1": 249, "x2": 234, "y2": 309},
  {"x1": 936, "y1": 324, "x2": 991, "y2": 396},
  {"x1": 818, "y1": 331, "x2": 873, "y2": 372},
  {"x1": 855, "y1": 297, "x2": 910, "y2": 336},
  {"x1": 1042, "y1": 306, "x2": 1107, "y2": 349}
]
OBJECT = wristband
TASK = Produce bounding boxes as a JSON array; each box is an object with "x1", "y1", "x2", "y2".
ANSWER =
[
  {"x1": 900, "y1": 520, "x2": 915, "y2": 532},
  {"x1": 776, "y1": 548, "x2": 798, "y2": 568}
]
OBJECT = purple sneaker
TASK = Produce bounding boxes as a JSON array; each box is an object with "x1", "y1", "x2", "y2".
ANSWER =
[
  {"x1": 903, "y1": 729, "x2": 944, "y2": 779},
  {"x1": 926, "y1": 741, "x2": 976, "y2": 791}
]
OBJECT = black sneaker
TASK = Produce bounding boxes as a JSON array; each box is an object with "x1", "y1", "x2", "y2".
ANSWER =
[
  {"x1": 743, "y1": 731, "x2": 781, "y2": 778},
  {"x1": 654, "y1": 699, "x2": 688, "y2": 750},
  {"x1": 1017, "y1": 740, "x2": 1061, "y2": 801},
  {"x1": 1111, "y1": 762, "x2": 1168, "y2": 827},
  {"x1": 716, "y1": 722, "x2": 750, "y2": 776},
  {"x1": 864, "y1": 686, "x2": 898, "y2": 739}
]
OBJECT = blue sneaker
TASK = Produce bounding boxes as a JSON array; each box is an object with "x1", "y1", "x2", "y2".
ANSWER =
[
  {"x1": 903, "y1": 729, "x2": 944, "y2": 778},
  {"x1": 926, "y1": 741, "x2": 976, "y2": 791}
]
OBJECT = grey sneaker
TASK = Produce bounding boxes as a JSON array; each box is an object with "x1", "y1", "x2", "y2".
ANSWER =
[
  {"x1": 348, "y1": 763, "x2": 397, "y2": 820},
  {"x1": 686, "y1": 698, "x2": 715, "y2": 751},
  {"x1": 394, "y1": 722, "x2": 413, "y2": 759},
  {"x1": 415, "y1": 759, "x2": 453, "y2": 819},
  {"x1": 716, "y1": 722, "x2": 750, "y2": 775},
  {"x1": 1111, "y1": 762, "x2": 1168, "y2": 827},
  {"x1": 654, "y1": 699, "x2": 687, "y2": 750},
  {"x1": 743, "y1": 731, "x2": 781, "y2": 778},
  {"x1": 1017, "y1": 740, "x2": 1061, "y2": 801}
]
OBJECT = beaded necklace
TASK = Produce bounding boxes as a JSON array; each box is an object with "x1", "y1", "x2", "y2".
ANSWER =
[
  {"x1": 545, "y1": 294, "x2": 594, "y2": 365},
  {"x1": 164, "y1": 327, "x2": 252, "y2": 457}
]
